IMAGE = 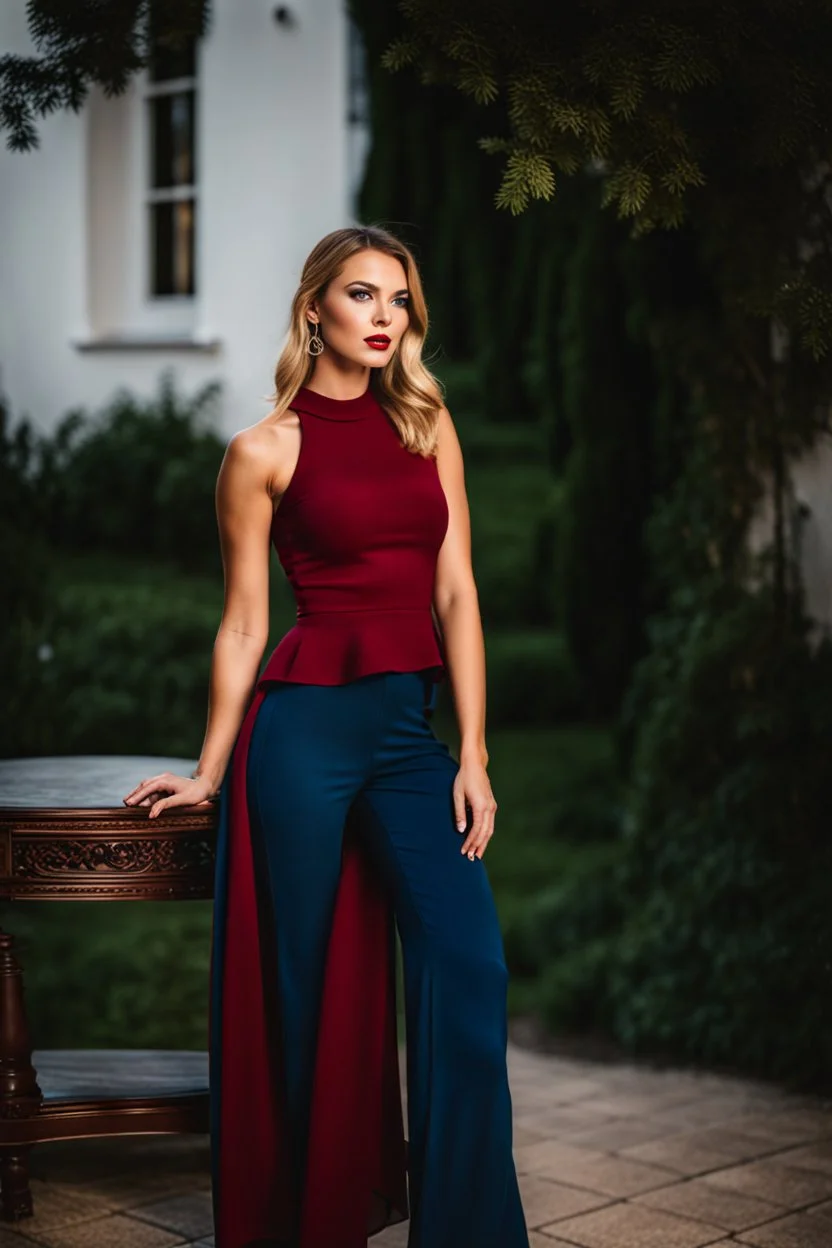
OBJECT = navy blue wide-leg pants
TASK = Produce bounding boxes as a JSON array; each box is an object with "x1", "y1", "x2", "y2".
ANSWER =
[{"x1": 244, "y1": 668, "x2": 529, "y2": 1248}]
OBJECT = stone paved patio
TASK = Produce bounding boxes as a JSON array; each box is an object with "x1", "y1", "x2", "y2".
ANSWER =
[{"x1": 4, "y1": 1039, "x2": 831, "y2": 1247}]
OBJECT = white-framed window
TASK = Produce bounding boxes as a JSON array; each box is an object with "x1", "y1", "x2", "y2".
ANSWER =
[{"x1": 145, "y1": 36, "x2": 198, "y2": 299}]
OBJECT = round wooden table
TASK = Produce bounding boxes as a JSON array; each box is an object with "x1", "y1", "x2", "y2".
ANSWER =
[{"x1": 0, "y1": 755, "x2": 218, "y2": 1222}]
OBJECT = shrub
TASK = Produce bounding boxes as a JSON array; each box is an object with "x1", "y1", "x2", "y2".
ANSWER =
[
  {"x1": 36, "y1": 372, "x2": 225, "y2": 573},
  {"x1": 486, "y1": 630, "x2": 581, "y2": 726},
  {"x1": 30, "y1": 580, "x2": 220, "y2": 758},
  {"x1": 608, "y1": 586, "x2": 832, "y2": 1084}
]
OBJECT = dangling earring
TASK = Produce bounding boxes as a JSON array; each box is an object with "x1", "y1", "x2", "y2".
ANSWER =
[{"x1": 307, "y1": 321, "x2": 324, "y2": 356}]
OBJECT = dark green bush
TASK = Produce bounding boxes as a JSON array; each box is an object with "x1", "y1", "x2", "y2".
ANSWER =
[
  {"x1": 486, "y1": 629, "x2": 580, "y2": 726},
  {"x1": 609, "y1": 586, "x2": 832, "y2": 1084},
  {"x1": 36, "y1": 372, "x2": 225, "y2": 573},
  {"x1": 510, "y1": 584, "x2": 832, "y2": 1087},
  {"x1": 30, "y1": 581, "x2": 219, "y2": 758},
  {"x1": 0, "y1": 397, "x2": 55, "y2": 754},
  {"x1": 6, "y1": 902, "x2": 213, "y2": 1049},
  {"x1": 468, "y1": 465, "x2": 554, "y2": 627}
]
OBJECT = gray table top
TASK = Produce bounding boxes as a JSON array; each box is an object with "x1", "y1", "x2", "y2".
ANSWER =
[
  {"x1": 0, "y1": 756, "x2": 199, "y2": 810},
  {"x1": 31, "y1": 1049, "x2": 209, "y2": 1099}
]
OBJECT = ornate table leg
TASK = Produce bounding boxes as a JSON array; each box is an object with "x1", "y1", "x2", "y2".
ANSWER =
[{"x1": 0, "y1": 926, "x2": 43, "y2": 1220}]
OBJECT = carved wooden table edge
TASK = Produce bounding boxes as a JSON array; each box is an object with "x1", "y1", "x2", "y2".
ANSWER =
[{"x1": 0, "y1": 796, "x2": 219, "y2": 1221}]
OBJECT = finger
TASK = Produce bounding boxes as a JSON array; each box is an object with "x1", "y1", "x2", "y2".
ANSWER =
[
  {"x1": 473, "y1": 825, "x2": 495, "y2": 859},
  {"x1": 471, "y1": 806, "x2": 498, "y2": 859},
  {"x1": 453, "y1": 787, "x2": 467, "y2": 835},
  {"x1": 149, "y1": 793, "x2": 181, "y2": 819},
  {"x1": 148, "y1": 789, "x2": 196, "y2": 819},
  {"x1": 125, "y1": 777, "x2": 168, "y2": 805},
  {"x1": 462, "y1": 802, "x2": 488, "y2": 851}
]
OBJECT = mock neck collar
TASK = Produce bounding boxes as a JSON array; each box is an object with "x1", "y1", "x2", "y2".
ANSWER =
[{"x1": 291, "y1": 383, "x2": 379, "y2": 422}]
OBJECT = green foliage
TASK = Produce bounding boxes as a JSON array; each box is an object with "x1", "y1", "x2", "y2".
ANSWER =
[
  {"x1": 0, "y1": 376, "x2": 229, "y2": 757},
  {"x1": 5, "y1": 901, "x2": 213, "y2": 1049},
  {"x1": 32, "y1": 580, "x2": 218, "y2": 758},
  {"x1": 390, "y1": 2, "x2": 832, "y2": 362},
  {"x1": 354, "y1": 1, "x2": 554, "y2": 424},
  {"x1": 35, "y1": 372, "x2": 225, "y2": 573},
  {"x1": 0, "y1": 397, "x2": 55, "y2": 756},
  {"x1": 555, "y1": 179, "x2": 659, "y2": 714},
  {"x1": 486, "y1": 630, "x2": 580, "y2": 726},
  {"x1": 610, "y1": 584, "x2": 832, "y2": 1084},
  {"x1": 506, "y1": 415, "x2": 832, "y2": 1084},
  {"x1": 1, "y1": 0, "x2": 210, "y2": 151},
  {"x1": 466, "y1": 461, "x2": 554, "y2": 627}
]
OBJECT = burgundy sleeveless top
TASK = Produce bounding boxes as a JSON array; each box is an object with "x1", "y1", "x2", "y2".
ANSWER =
[{"x1": 257, "y1": 382, "x2": 449, "y2": 688}]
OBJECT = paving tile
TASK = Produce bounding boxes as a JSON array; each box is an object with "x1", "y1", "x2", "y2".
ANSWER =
[
  {"x1": 0, "y1": 1182, "x2": 110, "y2": 1232},
  {"x1": 515, "y1": 1105, "x2": 623, "y2": 1136},
  {"x1": 0, "y1": 1228, "x2": 45, "y2": 1245},
  {"x1": 634, "y1": 1176, "x2": 785, "y2": 1231},
  {"x1": 773, "y1": 1141, "x2": 832, "y2": 1176},
  {"x1": 725, "y1": 1110, "x2": 832, "y2": 1148},
  {"x1": 549, "y1": 1201, "x2": 725, "y2": 1247},
  {"x1": 68, "y1": 1171, "x2": 211, "y2": 1211},
  {"x1": 648, "y1": 1099, "x2": 777, "y2": 1132},
  {"x1": 520, "y1": 1077, "x2": 610, "y2": 1105},
  {"x1": 129, "y1": 1193, "x2": 213, "y2": 1240},
  {"x1": 624, "y1": 1127, "x2": 777, "y2": 1175},
  {"x1": 515, "y1": 1125, "x2": 549, "y2": 1147},
  {"x1": 29, "y1": 1137, "x2": 210, "y2": 1187},
  {"x1": 704, "y1": 1158, "x2": 832, "y2": 1207},
  {"x1": 514, "y1": 1139, "x2": 677, "y2": 1197},
  {"x1": 16, "y1": 1213, "x2": 186, "y2": 1248},
  {"x1": 564, "y1": 1118, "x2": 678, "y2": 1153},
  {"x1": 370, "y1": 1224, "x2": 409, "y2": 1246},
  {"x1": 529, "y1": 1235, "x2": 586, "y2": 1247},
  {"x1": 737, "y1": 1211, "x2": 832, "y2": 1247},
  {"x1": 517, "y1": 1174, "x2": 611, "y2": 1227}
]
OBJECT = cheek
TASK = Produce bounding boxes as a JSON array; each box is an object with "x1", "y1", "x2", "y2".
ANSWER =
[{"x1": 327, "y1": 299, "x2": 365, "y2": 332}]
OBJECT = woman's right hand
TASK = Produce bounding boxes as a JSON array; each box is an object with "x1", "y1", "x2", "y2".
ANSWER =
[{"x1": 123, "y1": 771, "x2": 219, "y2": 819}]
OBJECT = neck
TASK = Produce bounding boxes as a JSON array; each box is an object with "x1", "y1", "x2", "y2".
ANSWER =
[{"x1": 304, "y1": 363, "x2": 373, "y2": 402}]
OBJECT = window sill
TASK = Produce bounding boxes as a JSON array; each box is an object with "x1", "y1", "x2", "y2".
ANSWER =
[{"x1": 72, "y1": 334, "x2": 221, "y2": 354}]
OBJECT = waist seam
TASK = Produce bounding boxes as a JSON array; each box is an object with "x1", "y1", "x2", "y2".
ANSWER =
[{"x1": 295, "y1": 606, "x2": 433, "y2": 618}]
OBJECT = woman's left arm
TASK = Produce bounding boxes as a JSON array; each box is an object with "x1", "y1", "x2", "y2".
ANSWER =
[{"x1": 432, "y1": 405, "x2": 498, "y2": 861}]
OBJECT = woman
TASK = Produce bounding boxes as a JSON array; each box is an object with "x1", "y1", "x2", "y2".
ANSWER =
[{"x1": 124, "y1": 225, "x2": 529, "y2": 1248}]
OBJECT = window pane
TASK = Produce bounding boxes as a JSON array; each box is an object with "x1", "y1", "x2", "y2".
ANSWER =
[
  {"x1": 150, "y1": 199, "x2": 195, "y2": 296},
  {"x1": 150, "y1": 91, "x2": 195, "y2": 189}
]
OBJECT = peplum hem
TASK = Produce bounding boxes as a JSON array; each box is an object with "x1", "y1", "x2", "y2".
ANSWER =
[{"x1": 258, "y1": 608, "x2": 446, "y2": 688}]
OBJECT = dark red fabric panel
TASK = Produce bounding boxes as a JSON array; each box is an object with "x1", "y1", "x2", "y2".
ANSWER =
[{"x1": 215, "y1": 689, "x2": 408, "y2": 1248}]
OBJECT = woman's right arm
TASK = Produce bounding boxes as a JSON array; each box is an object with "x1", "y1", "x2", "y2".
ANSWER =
[{"x1": 123, "y1": 429, "x2": 275, "y2": 817}]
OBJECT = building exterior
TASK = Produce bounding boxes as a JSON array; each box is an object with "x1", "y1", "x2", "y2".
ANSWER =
[{"x1": 0, "y1": 0, "x2": 370, "y2": 436}]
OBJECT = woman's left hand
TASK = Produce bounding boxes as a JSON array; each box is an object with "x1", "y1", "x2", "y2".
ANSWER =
[{"x1": 454, "y1": 759, "x2": 497, "y2": 860}]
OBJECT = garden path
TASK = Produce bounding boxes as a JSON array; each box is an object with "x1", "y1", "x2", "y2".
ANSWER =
[{"x1": 4, "y1": 1036, "x2": 831, "y2": 1248}]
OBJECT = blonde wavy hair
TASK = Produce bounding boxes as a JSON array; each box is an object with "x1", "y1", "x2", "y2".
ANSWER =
[{"x1": 271, "y1": 225, "x2": 445, "y2": 457}]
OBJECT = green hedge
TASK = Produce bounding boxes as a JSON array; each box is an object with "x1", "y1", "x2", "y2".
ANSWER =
[
  {"x1": 29, "y1": 373, "x2": 226, "y2": 573},
  {"x1": 504, "y1": 585, "x2": 832, "y2": 1088},
  {"x1": 486, "y1": 630, "x2": 580, "y2": 726}
]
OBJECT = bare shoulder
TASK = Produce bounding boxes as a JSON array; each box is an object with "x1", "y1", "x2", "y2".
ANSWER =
[{"x1": 221, "y1": 409, "x2": 298, "y2": 499}]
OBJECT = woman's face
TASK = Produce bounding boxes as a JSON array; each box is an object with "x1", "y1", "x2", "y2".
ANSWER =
[{"x1": 309, "y1": 248, "x2": 411, "y2": 367}]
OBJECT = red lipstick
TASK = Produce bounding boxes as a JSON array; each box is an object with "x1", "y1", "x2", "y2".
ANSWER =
[{"x1": 364, "y1": 334, "x2": 391, "y2": 351}]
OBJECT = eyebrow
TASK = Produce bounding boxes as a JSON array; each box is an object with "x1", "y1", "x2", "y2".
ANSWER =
[{"x1": 346, "y1": 280, "x2": 410, "y2": 297}]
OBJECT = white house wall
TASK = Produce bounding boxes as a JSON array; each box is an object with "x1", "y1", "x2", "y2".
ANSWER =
[{"x1": 0, "y1": 0, "x2": 360, "y2": 437}]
